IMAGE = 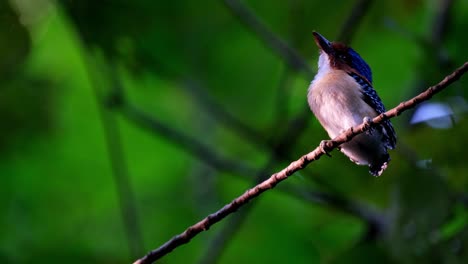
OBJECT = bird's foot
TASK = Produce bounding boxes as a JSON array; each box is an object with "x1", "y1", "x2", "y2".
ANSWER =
[
  {"x1": 363, "y1": 116, "x2": 374, "y2": 134},
  {"x1": 319, "y1": 140, "x2": 332, "y2": 157}
]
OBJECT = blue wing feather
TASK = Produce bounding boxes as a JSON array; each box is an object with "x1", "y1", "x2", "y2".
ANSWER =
[
  {"x1": 348, "y1": 72, "x2": 396, "y2": 149},
  {"x1": 348, "y1": 48, "x2": 373, "y2": 83}
]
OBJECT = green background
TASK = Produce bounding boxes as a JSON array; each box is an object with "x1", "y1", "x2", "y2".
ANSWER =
[{"x1": 1, "y1": 0, "x2": 468, "y2": 263}]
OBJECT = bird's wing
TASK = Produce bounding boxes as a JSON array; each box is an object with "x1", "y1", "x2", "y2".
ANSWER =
[{"x1": 348, "y1": 72, "x2": 397, "y2": 149}]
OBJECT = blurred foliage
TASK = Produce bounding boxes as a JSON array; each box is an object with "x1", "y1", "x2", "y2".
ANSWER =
[
  {"x1": 1, "y1": 0, "x2": 468, "y2": 263},
  {"x1": 0, "y1": 0, "x2": 54, "y2": 153}
]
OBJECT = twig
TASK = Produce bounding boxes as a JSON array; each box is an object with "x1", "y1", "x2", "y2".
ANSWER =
[
  {"x1": 133, "y1": 62, "x2": 468, "y2": 264},
  {"x1": 336, "y1": 0, "x2": 375, "y2": 44},
  {"x1": 222, "y1": 0, "x2": 314, "y2": 77}
]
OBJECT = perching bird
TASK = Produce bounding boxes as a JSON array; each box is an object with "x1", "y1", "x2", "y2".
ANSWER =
[{"x1": 307, "y1": 32, "x2": 396, "y2": 176}]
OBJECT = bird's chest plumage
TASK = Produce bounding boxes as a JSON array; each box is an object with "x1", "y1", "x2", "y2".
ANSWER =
[{"x1": 307, "y1": 70, "x2": 377, "y2": 138}]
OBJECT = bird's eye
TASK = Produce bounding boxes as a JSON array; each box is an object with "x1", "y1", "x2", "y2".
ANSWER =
[{"x1": 339, "y1": 54, "x2": 348, "y2": 60}]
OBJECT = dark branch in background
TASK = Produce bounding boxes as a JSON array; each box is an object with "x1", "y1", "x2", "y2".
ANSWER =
[
  {"x1": 222, "y1": 0, "x2": 314, "y2": 78},
  {"x1": 336, "y1": 0, "x2": 374, "y2": 44},
  {"x1": 182, "y1": 79, "x2": 269, "y2": 151},
  {"x1": 181, "y1": 76, "x2": 314, "y2": 174},
  {"x1": 272, "y1": 67, "x2": 292, "y2": 128},
  {"x1": 430, "y1": 0, "x2": 455, "y2": 68},
  {"x1": 133, "y1": 62, "x2": 468, "y2": 264},
  {"x1": 460, "y1": 194, "x2": 468, "y2": 208},
  {"x1": 431, "y1": 0, "x2": 454, "y2": 49},
  {"x1": 121, "y1": 103, "x2": 258, "y2": 177},
  {"x1": 283, "y1": 184, "x2": 384, "y2": 229},
  {"x1": 383, "y1": 18, "x2": 427, "y2": 47},
  {"x1": 385, "y1": 0, "x2": 454, "y2": 68},
  {"x1": 222, "y1": 0, "x2": 304, "y2": 161},
  {"x1": 85, "y1": 58, "x2": 144, "y2": 259}
]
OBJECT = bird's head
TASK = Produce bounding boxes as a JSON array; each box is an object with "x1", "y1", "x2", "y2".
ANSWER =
[{"x1": 312, "y1": 31, "x2": 373, "y2": 83}]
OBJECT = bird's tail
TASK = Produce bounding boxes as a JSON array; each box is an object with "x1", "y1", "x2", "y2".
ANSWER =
[{"x1": 369, "y1": 153, "x2": 390, "y2": 177}]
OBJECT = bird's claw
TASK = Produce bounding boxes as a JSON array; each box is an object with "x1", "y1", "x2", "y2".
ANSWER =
[
  {"x1": 363, "y1": 116, "x2": 373, "y2": 134},
  {"x1": 319, "y1": 140, "x2": 332, "y2": 157}
]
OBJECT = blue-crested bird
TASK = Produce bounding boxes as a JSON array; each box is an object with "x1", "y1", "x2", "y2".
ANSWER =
[{"x1": 308, "y1": 32, "x2": 396, "y2": 176}]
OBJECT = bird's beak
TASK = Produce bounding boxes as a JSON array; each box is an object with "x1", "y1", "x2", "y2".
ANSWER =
[{"x1": 313, "y1": 32, "x2": 333, "y2": 54}]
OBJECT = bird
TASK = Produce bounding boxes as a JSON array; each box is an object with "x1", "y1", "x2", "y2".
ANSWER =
[{"x1": 307, "y1": 32, "x2": 396, "y2": 176}]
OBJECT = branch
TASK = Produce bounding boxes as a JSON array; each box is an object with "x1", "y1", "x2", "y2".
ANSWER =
[
  {"x1": 336, "y1": 0, "x2": 375, "y2": 44},
  {"x1": 222, "y1": 0, "x2": 314, "y2": 77},
  {"x1": 133, "y1": 62, "x2": 468, "y2": 264}
]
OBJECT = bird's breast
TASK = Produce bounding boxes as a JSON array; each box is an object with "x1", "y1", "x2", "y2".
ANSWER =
[{"x1": 307, "y1": 70, "x2": 378, "y2": 138}]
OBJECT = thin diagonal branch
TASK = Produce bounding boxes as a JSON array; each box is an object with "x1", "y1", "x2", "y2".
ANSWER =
[
  {"x1": 133, "y1": 62, "x2": 468, "y2": 264},
  {"x1": 336, "y1": 0, "x2": 375, "y2": 44},
  {"x1": 222, "y1": 0, "x2": 313, "y2": 77}
]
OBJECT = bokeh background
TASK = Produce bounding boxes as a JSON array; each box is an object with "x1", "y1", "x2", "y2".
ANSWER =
[{"x1": 1, "y1": 0, "x2": 468, "y2": 263}]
